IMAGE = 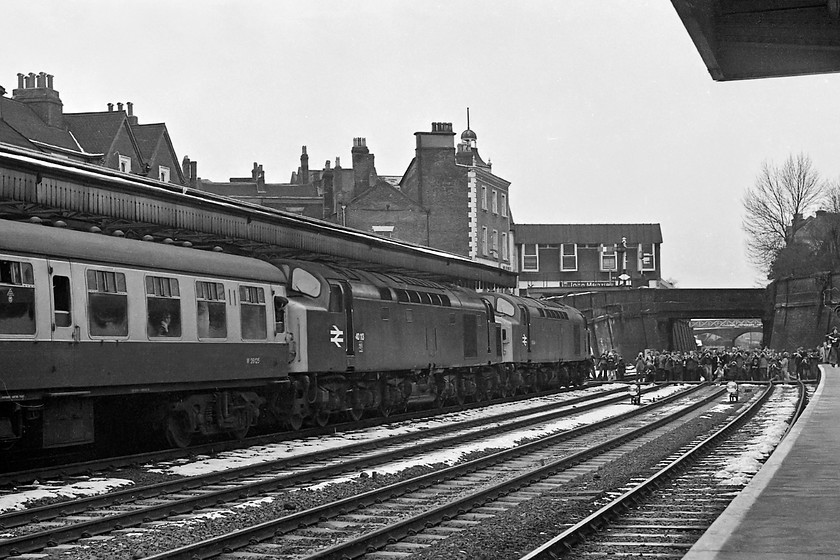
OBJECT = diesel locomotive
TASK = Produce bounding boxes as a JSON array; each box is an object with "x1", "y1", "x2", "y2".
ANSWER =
[{"x1": 0, "y1": 219, "x2": 589, "y2": 451}]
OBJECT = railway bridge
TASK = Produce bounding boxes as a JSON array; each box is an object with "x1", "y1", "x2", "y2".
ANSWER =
[{"x1": 554, "y1": 288, "x2": 770, "y2": 359}]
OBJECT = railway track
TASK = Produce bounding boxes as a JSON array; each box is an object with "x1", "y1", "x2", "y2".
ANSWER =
[
  {"x1": 0, "y1": 381, "x2": 631, "y2": 485},
  {"x1": 20, "y1": 383, "x2": 724, "y2": 559},
  {"x1": 519, "y1": 381, "x2": 805, "y2": 559},
  {"x1": 0, "y1": 383, "x2": 649, "y2": 558}
]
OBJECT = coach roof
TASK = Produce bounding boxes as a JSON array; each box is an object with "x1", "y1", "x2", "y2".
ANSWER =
[{"x1": 0, "y1": 219, "x2": 286, "y2": 283}]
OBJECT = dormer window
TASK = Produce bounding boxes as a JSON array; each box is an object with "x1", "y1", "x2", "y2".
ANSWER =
[
  {"x1": 118, "y1": 155, "x2": 131, "y2": 173},
  {"x1": 159, "y1": 166, "x2": 170, "y2": 183}
]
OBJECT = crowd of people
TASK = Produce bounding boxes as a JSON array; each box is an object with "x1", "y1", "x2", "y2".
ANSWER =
[
  {"x1": 592, "y1": 346, "x2": 827, "y2": 384},
  {"x1": 590, "y1": 327, "x2": 840, "y2": 384}
]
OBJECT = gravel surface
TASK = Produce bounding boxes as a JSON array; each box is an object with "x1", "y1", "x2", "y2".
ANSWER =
[{"x1": 27, "y1": 396, "x2": 737, "y2": 560}]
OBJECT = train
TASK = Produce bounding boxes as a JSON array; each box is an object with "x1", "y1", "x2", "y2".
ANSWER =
[{"x1": 0, "y1": 218, "x2": 590, "y2": 450}]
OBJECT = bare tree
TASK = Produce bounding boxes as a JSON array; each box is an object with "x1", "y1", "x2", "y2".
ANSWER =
[{"x1": 742, "y1": 153, "x2": 826, "y2": 275}]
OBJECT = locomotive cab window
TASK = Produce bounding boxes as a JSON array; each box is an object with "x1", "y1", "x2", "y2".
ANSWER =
[
  {"x1": 196, "y1": 281, "x2": 227, "y2": 339},
  {"x1": 0, "y1": 260, "x2": 35, "y2": 335},
  {"x1": 87, "y1": 269, "x2": 128, "y2": 337},
  {"x1": 290, "y1": 268, "x2": 321, "y2": 298},
  {"x1": 274, "y1": 295, "x2": 288, "y2": 333},
  {"x1": 146, "y1": 276, "x2": 181, "y2": 338},
  {"x1": 240, "y1": 285, "x2": 267, "y2": 340}
]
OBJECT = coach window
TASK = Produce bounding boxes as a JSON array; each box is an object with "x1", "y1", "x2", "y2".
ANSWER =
[
  {"x1": 87, "y1": 269, "x2": 128, "y2": 337},
  {"x1": 0, "y1": 260, "x2": 35, "y2": 335},
  {"x1": 196, "y1": 281, "x2": 227, "y2": 339},
  {"x1": 146, "y1": 276, "x2": 181, "y2": 338},
  {"x1": 240, "y1": 285, "x2": 267, "y2": 340}
]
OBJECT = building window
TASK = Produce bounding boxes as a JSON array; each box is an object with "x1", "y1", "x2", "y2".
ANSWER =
[
  {"x1": 118, "y1": 155, "x2": 131, "y2": 173},
  {"x1": 372, "y1": 225, "x2": 395, "y2": 238},
  {"x1": 492, "y1": 190, "x2": 498, "y2": 214},
  {"x1": 481, "y1": 226, "x2": 488, "y2": 255},
  {"x1": 159, "y1": 166, "x2": 170, "y2": 182},
  {"x1": 522, "y1": 243, "x2": 539, "y2": 271},
  {"x1": 639, "y1": 243, "x2": 656, "y2": 270},
  {"x1": 501, "y1": 193, "x2": 507, "y2": 217},
  {"x1": 491, "y1": 229, "x2": 499, "y2": 256},
  {"x1": 561, "y1": 243, "x2": 578, "y2": 271},
  {"x1": 600, "y1": 244, "x2": 618, "y2": 272},
  {"x1": 481, "y1": 186, "x2": 487, "y2": 211},
  {"x1": 501, "y1": 233, "x2": 508, "y2": 260}
]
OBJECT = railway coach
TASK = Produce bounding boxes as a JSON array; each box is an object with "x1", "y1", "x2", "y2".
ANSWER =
[{"x1": 0, "y1": 219, "x2": 292, "y2": 449}]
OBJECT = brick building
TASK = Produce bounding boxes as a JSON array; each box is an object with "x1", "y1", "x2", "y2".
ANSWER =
[
  {"x1": 198, "y1": 121, "x2": 515, "y2": 272},
  {"x1": 515, "y1": 223, "x2": 665, "y2": 297},
  {"x1": 0, "y1": 71, "x2": 185, "y2": 185}
]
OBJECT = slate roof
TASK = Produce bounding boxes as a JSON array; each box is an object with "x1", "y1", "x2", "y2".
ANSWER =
[
  {"x1": 63, "y1": 111, "x2": 128, "y2": 155},
  {"x1": 132, "y1": 123, "x2": 166, "y2": 162},
  {"x1": 514, "y1": 223, "x2": 663, "y2": 245},
  {"x1": 0, "y1": 96, "x2": 85, "y2": 153}
]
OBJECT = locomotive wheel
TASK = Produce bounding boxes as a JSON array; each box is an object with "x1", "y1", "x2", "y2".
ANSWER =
[
  {"x1": 313, "y1": 408, "x2": 330, "y2": 427},
  {"x1": 346, "y1": 406, "x2": 364, "y2": 422},
  {"x1": 228, "y1": 409, "x2": 251, "y2": 441},
  {"x1": 379, "y1": 402, "x2": 393, "y2": 417},
  {"x1": 165, "y1": 412, "x2": 193, "y2": 448},
  {"x1": 286, "y1": 413, "x2": 304, "y2": 431}
]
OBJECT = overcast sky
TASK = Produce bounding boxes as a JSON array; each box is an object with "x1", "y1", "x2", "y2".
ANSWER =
[{"x1": 4, "y1": 1, "x2": 839, "y2": 289}]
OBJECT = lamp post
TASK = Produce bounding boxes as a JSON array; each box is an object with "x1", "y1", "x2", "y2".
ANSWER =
[{"x1": 617, "y1": 236, "x2": 629, "y2": 287}]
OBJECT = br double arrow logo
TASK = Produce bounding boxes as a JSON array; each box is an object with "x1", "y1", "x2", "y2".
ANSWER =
[{"x1": 330, "y1": 325, "x2": 344, "y2": 347}]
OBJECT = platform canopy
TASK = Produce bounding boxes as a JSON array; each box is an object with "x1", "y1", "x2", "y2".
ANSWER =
[{"x1": 672, "y1": 0, "x2": 840, "y2": 81}]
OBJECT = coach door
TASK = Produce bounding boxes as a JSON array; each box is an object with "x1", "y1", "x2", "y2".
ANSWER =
[
  {"x1": 48, "y1": 260, "x2": 76, "y2": 343},
  {"x1": 518, "y1": 304, "x2": 532, "y2": 355},
  {"x1": 329, "y1": 280, "x2": 356, "y2": 368}
]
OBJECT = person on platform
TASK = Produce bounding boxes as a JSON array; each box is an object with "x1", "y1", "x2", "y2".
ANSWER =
[{"x1": 826, "y1": 328, "x2": 840, "y2": 367}]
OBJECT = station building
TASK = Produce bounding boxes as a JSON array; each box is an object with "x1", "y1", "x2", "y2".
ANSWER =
[
  {"x1": 198, "y1": 121, "x2": 516, "y2": 274},
  {"x1": 515, "y1": 223, "x2": 665, "y2": 297}
]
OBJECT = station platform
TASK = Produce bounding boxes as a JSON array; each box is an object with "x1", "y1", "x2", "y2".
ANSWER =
[{"x1": 684, "y1": 365, "x2": 840, "y2": 559}]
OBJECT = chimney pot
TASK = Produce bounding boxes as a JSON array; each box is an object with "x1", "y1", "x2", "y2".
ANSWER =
[
  {"x1": 27, "y1": 72, "x2": 36, "y2": 88},
  {"x1": 127, "y1": 102, "x2": 133, "y2": 116},
  {"x1": 107, "y1": 103, "x2": 114, "y2": 111},
  {"x1": 335, "y1": 157, "x2": 341, "y2": 167},
  {"x1": 117, "y1": 102, "x2": 124, "y2": 112},
  {"x1": 46, "y1": 74, "x2": 53, "y2": 89},
  {"x1": 17, "y1": 73, "x2": 24, "y2": 89}
]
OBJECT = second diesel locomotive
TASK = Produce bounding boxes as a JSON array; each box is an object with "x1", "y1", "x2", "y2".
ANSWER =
[{"x1": 0, "y1": 219, "x2": 589, "y2": 451}]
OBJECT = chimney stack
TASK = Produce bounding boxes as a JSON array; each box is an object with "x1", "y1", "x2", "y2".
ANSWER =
[
  {"x1": 299, "y1": 146, "x2": 309, "y2": 184},
  {"x1": 126, "y1": 102, "x2": 138, "y2": 125},
  {"x1": 351, "y1": 137, "x2": 376, "y2": 194},
  {"x1": 12, "y1": 70, "x2": 64, "y2": 127}
]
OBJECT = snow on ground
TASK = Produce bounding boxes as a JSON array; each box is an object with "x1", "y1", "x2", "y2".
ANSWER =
[
  {"x1": 714, "y1": 385, "x2": 797, "y2": 486},
  {"x1": 0, "y1": 383, "x2": 689, "y2": 513},
  {"x1": 0, "y1": 477, "x2": 134, "y2": 514},
  {"x1": 143, "y1": 384, "x2": 627, "y2": 478}
]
